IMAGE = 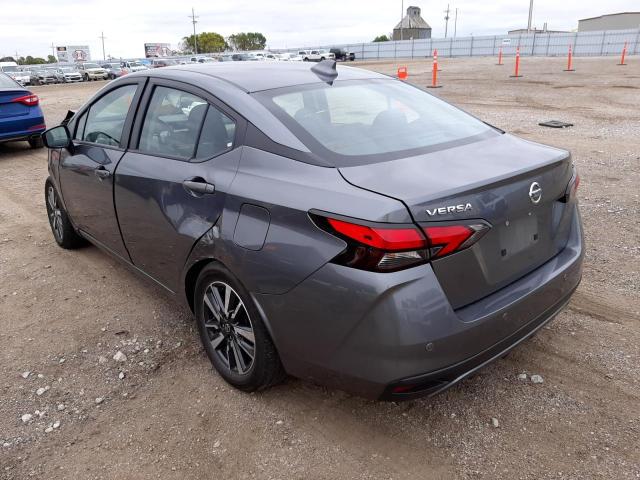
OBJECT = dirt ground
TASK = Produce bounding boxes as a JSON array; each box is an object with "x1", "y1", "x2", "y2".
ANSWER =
[{"x1": 1, "y1": 56, "x2": 638, "y2": 480}]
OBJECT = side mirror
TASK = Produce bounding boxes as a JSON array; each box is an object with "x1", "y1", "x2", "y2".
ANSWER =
[{"x1": 42, "y1": 125, "x2": 72, "y2": 149}]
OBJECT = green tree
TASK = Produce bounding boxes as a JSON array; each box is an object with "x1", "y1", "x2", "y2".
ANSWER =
[
  {"x1": 373, "y1": 35, "x2": 390, "y2": 42},
  {"x1": 47, "y1": 54, "x2": 57, "y2": 63},
  {"x1": 23, "y1": 56, "x2": 47, "y2": 65},
  {"x1": 182, "y1": 32, "x2": 226, "y2": 54},
  {"x1": 227, "y1": 32, "x2": 267, "y2": 51},
  {"x1": 0, "y1": 56, "x2": 16, "y2": 62}
]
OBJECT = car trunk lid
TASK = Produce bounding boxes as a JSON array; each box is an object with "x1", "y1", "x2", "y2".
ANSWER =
[
  {"x1": 0, "y1": 89, "x2": 29, "y2": 119},
  {"x1": 339, "y1": 134, "x2": 575, "y2": 309}
]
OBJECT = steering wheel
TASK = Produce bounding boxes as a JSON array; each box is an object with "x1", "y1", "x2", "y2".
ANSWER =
[{"x1": 84, "y1": 130, "x2": 119, "y2": 146}]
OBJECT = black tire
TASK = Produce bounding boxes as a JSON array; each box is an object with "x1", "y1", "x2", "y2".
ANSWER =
[
  {"x1": 45, "y1": 180, "x2": 86, "y2": 249},
  {"x1": 303, "y1": 57, "x2": 309, "y2": 62},
  {"x1": 320, "y1": 57, "x2": 325, "y2": 61},
  {"x1": 194, "y1": 262, "x2": 285, "y2": 392},
  {"x1": 28, "y1": 136, "x2": 44, "y2": 149}
]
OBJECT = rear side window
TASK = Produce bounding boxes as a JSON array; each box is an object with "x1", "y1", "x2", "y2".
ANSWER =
[
  {"x1": 195, "y1": 106, "x2": 236, "y2": 161},
  {"x1": 82, "y1": 85, "x2": 137, "y2": 146},
  {"x1": 0, "y1": 73, "x2": 18, "y2": 88},
  {"x1": 138, "y1": 86, "x2": 207, "y2": 159}
]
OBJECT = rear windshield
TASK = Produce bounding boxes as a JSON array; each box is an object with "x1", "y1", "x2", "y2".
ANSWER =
[
  {"x1": 1, "y1": 66, "x2": 19, "y2": 72},
  {"x1": 256, "y1": 79, "x2": 496, "y2": 164},
  {"x1": 0, "y1": 73, "x2": 19, "y2": 88}
]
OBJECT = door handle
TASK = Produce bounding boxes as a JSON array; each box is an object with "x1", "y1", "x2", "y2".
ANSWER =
[
  {"x1": 183, "y1": 179, "x2": 215, "y2": 195},
  {"x1": 95, "y1": 167, "x2": 111, "y2": 179}
]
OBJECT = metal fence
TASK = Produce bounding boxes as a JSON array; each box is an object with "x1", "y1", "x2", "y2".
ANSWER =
[{"x1": 284, "y1": 28, "x2": 640, "y2": 60}]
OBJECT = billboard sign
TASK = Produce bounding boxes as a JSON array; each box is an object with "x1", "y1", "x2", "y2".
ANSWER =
[
  {"x1": 144, "y1": 43, "x2": 171, "y2": 58},
  {"x1": 56, "y1": 46, "x2": 68, "y2": 62},
  {"x1": 69, "y1": 46, "x2": 91, "y2": 62},
  {"x1": 57, "y1": 45, "x2": 91, "y2": 62}
]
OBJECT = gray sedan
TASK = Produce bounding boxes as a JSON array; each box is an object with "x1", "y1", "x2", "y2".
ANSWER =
[{"x1": 41, "y1": 62, "x2": 583, "y2": 400}]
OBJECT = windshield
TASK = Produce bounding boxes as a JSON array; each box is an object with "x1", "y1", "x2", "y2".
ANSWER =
[
  {"x1": 130, "y1": 62, "x2": 142, "y2": 67},
  {"x1": 257, "y1": 79, "x2": 495, "y2": 163},
  {"x1": 60, "y1": 67, "x2": 75, "y2": 72},
  {"x1": 0, "y1": 73, "x2": 19, "y2": 87},
  {"x1": 1, "y1": 66, "x2": 19, "y2": 72},
  {"x1": 84, "y1": 63, "x2": 100, "y2": 68}
]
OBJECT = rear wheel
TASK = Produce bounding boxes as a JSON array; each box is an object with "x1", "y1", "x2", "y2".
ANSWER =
[
  {"x1": 28, "y1": 136, "x2": 43, "y2": 149},
  {"x1": 45, "y1": 181, "x2": 86, "y2": 249},
  {"x1": 194, "y1": 263, "x2": 285, "y2": 392}
]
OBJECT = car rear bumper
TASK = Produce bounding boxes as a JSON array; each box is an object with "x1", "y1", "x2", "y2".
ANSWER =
[
  {"x1": 0, "y1": 110, "x2": 46, "y2": 143},
  {"x1": 254, "y1": 206, "x2": 584, "y2": 400}
]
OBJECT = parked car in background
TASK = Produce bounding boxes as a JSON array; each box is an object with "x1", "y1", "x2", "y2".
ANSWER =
[
  {"x1": 150, "y1": 59, "x2": 179, "y2": 68},
  {"x1": 190, "y1": 56, "x2": 217, "y2": 63},
  {"x1": 287, "y1": 53, "x2": 303, "y2": 62},
  {"x1": 300, "y1": 49, "x2": 335, "y2": 62},
  {"x1": 54, "y1": 66, "x2": 83, "y2": 83},
  {"x1": 77, "y1": 63, "x2": 108, "y2": 81},
  {"x1": 120, "y1": 61, "x2": 147, "y2": 73},
  {"x1": 330, "y1": 48, "x2": 355, "y2": 61},
  {"x1": 0, "y1": 62, "x2": 31, "y2": 86},
  {"x1": 0, "y1": 72, "x2": 45, "y2": 148},
  {"x1": 101, "y1": 63, "x2": 128, "y2": 80},
  {"x1": 35, "y1": 68, "x2": 59, "y2": 85}
]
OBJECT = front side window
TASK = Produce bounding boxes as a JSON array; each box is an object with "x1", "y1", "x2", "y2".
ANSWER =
[
  {"x1": 258, "y1": 79, "x2": 495, "y2": 164},
  {"x1": 138, "y1": 86, "x2": 208, "y2": 159},
  {"x1": 82, "y1": 84, "x2": 137, "y2": 146}
]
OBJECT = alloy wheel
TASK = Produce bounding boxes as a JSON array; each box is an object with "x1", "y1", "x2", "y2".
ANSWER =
[
  {"x1": 202, "y1": 281, "x2": 256, "y2": 375},
  {"x1": 47, "y1": 186, "x2": 64, "y2": 242}
]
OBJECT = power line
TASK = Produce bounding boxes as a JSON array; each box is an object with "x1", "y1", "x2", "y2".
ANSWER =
[
  {"x1": 444, "y1": 4, "x2": 451, "y2": 38},
  {"x1": 99, "y1": 32, "x2": 107, "y2": 61},
  {"x1": 189, "y1": 7, "x2": 199, "y2": 55},
  {"x1": 454, "y1": 8, "x2": 458, "y2": 38}
]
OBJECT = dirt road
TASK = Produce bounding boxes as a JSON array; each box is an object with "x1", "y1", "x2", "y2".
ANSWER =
[{"x1": 1, "y1": 57, "x2": 638, "y2": 479}]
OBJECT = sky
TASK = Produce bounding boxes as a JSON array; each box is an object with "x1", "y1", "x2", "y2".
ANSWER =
[{"x1": 0, "y1": 0, "x2": 637, "y2": 59}]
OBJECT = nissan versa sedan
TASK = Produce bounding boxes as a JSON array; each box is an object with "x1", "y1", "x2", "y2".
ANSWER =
[{"x1": 42, "y1": 61, "x2": 583, "y2": 400}]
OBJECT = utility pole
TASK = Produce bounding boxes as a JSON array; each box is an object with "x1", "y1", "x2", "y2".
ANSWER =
[
  {"x1": 444, "y1": 4, "x2": 450, "y2": 38},
  {"x1": 400, "y1": 0, "x2": 404, "y2": 41},
  {"x1": 50, "y1": 42, "x2": 56, "y2": 61},
  {"x1": 454, "y1": 8, "x2": 458, "y2": 38},
  {"x1": 527, "y1": 0, "x2": 534, "y2": 32},
  {"x1": 189, "y1": 7, "x2": 199, "y2": 54},
  {"x1": 99, "y1": 32, "x2": 106, "y2": 61}
]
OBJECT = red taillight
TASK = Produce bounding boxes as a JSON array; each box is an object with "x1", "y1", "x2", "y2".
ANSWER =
[
  {"x1": 317, "y1": 215, "x2": 490, "y2": 272},
  {"x1": 326, "y1": 218, "x2": 426, "y2": 251},
  {"x1": 574, "y1": 173, "x2": 580, "y2": 193},
  {"x1": 12, "y1": 94, "x2": 39, "y2": 106},
  {"x1": 423, "y1": 224, "x2": 489, "y2": 259}
]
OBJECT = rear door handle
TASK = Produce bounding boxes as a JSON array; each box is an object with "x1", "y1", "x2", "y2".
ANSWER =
[
  {"x1": 95, "y1": 166, "x2": 111, "y2": 179},
  {"x1": 183, "y1": 179, "x2": 215, "y2": 195}
]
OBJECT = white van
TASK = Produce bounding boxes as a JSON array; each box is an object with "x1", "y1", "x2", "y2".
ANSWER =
[{"x1": 0, "y1": 61, "x2": 30, "y2": 85}]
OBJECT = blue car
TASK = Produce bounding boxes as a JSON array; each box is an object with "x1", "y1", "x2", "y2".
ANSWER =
[{"x1": 0, "y1": 72, "x2": 46, "y2": 148}]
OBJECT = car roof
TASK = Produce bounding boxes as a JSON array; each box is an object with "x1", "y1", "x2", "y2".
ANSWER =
[{"x1": 132, "y1": 61, "x2": 389, "y2": 93}]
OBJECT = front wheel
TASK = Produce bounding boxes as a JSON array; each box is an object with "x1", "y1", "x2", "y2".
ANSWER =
[
  {"x1": 45, "y1": 181, "x2": 86, "y2": 249},
  {"x1": 194, "y1": 263, "x2": 285, "y2": 392}
]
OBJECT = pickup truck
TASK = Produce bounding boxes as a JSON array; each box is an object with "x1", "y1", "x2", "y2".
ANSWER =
[
  {"x1": 77, "y1": 63, "x2": 108, "y2": 81},
  {"x1": 298, "y1": 49, "x2": 335, "y2": 62},
  {"x1": 330, "y1": 48, "x2": 355, "y2": 62}
]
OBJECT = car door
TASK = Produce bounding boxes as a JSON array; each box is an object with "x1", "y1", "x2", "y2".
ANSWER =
[
  {"x1": 114, "y1": 79, "x2": 245, "y2": 292},
  {"x1": 58, "y1": 79, "x2": 145, "y2": 260}
]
